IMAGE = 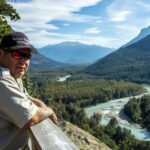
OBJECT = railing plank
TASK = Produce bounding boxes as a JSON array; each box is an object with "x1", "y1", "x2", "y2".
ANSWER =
[{"x1": 30, "y1": 118, "x2": 79, "y2": 150}]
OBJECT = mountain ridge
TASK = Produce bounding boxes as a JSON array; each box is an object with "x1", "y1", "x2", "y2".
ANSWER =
[
  {"x1": 84, "y1": 34, "x2": 150, "y2": 83},
  {"x1": 29, "y1": 52, "x2": 69, "y2": 71},
  {"x1": 122, "y1": 26, "x2": 150, "y2": 48},
  {"x1": 38, "y1": 42, "x2": 114, "y2": 65}
]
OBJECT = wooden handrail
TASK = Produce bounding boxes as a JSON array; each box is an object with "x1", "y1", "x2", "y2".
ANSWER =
[{"x1": 29, "y1": 118, "x2": 79, "y2": 150}]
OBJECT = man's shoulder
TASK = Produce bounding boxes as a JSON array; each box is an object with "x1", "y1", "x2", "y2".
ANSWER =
[
  {"x1": 0, "y1": 67, "x2": 10, "y2": 77},
  {"x1": 0, "y1": 67, "x2": 15, "y2": 86}
]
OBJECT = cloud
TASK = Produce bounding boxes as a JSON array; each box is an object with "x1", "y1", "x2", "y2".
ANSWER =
[
  {"x1": 63, "y1": 23, "x2": 70, "y2": 26},
  {"x1": 10, "y1": 0, "x2": 101, "y2": 23},
  {"x1": 84, "y1": 27, "x2": 100, "y2": 34},
  {"x1": 78, "y1": 36, "x2": 117, "y2": 48},
  {"x1": 136, "y1": 1, "x2": 150, "y2": 12},
  {"x1": 25, "y1": 29, "x2": 116, "y2": 48},
  {"x1": 8, "y1": 0, "x2": 102, "y2": 46},
  {"x1": 8, "y1": 0, "x2": 150, "y2": 49},
  {"x1": 106, "y1": 0, "x2": 150, "y2": 23},
  {"x1": 116, "y1": 24, "x2": 139, "y2": 33},
  {"x1": 106, "y1": 1, "x2": 132, "y2": 22},
  {"x1": 111, "y1": 11, "x2": 131, "y2": 22}
]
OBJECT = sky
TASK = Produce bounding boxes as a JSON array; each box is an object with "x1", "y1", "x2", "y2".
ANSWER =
[{"x1": 8, "y1": 0, "x2": 150, "y2": 49}]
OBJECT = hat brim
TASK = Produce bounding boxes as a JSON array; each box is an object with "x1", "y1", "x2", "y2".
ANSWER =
[{"x1": 10, "y1": 45, "x2": 37, "y2": 54}]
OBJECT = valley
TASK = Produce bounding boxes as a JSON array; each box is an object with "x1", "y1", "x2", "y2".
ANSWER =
[
  {"x1": 27, "y1": 71, "x2": 150, "y2": 149},
  {"x1": 1, "y1": 1, "x2": 150, "y2": 150}
]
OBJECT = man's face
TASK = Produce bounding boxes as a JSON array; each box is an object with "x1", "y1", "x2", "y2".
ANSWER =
[{"x1": 0, "y1": 49, "x2": 31, "y2": 79}]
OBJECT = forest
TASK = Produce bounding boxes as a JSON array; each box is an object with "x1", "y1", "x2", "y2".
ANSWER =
[
  {"x1": 28, "y1": 75, "x2": 146, "y2": 107},
  {"x1": 124, "y1": 94, "x2": 150, "y2": 131},
  {"x1": 25, "y1": 73, "x2": 150, "y2": 150}
]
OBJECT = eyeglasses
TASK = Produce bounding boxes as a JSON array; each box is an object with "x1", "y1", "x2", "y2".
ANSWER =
[
  {"x1": 2, "y1": 49, "x2": 31, "y2": 60},
  {"x1": 11, "y1": 51, "x2": 31, "y2": 60}
]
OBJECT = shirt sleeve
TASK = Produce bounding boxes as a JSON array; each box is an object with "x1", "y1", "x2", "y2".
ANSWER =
[{"x1": 0, "y1": 78, "x2": 38, "y2": 128}]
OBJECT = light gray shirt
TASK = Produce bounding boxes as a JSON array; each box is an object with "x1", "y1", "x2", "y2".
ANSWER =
[{"x1": 0, "y1": 67, "x2": 38, "y2": 150}]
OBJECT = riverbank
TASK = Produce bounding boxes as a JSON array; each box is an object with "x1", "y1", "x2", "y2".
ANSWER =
[
  {"x1": 57, "y1": 75, "x2": 71, "y2": 82},
  {"x1": 108, "y1": 93, "x2": 148, "y2": 103},
  {"x1": 85, "y1": 92, "x2": 150, "y2": 141}
]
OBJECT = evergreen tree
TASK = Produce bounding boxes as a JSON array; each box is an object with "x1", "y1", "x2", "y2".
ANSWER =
[{"x1": 0, "y1": 0, "x2": 20, "y2": 40}]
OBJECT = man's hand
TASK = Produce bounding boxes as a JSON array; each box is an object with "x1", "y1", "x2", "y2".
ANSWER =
[
  {"x1": 25, "y1": 97, "x2": 58, "y2": 128},
  {"x1": 48, "y1": 107, "x2": 57, "y2": 124},
  {"x1": 32, "y1": 98, "x2": 58, "y2": 124}
]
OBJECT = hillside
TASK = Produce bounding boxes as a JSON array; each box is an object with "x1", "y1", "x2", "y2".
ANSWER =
[
  {"x1": 39, "y1": 42, "x2": 114, "y2": 64},
  {"x1": 123, "y1": 26, "x2": 150, "y2": 48},
  {"x1": 29, "y1": 52, "x2": 69, "y2": 71},
  {"x1": 84, "y1": 34, "x2": 150, "y2": 83},
  {"x1": 61, "y1": 121, "x2": 111, "y2": 150}
]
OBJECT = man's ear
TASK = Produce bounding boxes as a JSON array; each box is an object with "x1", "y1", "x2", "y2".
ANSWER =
[
  {"x1": 0, "y1": 49, "x2": 4, "y2": 59},
  {"x1": 0, "y1": 49, "x2": 2, "y2": 56}
]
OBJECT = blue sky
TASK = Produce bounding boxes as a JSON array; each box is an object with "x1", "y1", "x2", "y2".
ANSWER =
[{"x1": 9, "y1": 0, "x2": 150, "y2": 49}]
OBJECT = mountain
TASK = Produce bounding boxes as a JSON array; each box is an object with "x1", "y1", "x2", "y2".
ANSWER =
[
  {"x1": 29, "y1": 52, "x2": 68, "y2": 71},
  {"x1": 84, "y1": 34, "x2": 150, "y2": 83},
  {"x1": 38, "y1": 42, "x2": 114, "y2": 65},
  {"x1": 123, "y1": 26, "x2": 150, "y2": 47}
]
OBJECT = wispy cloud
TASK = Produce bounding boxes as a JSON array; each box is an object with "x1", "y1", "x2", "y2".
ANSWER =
[
  {"x1": 78, "y1": 36, "x2": 117, "y2": 48},
  {"x1": 63, "y1": 23, "x2": 70, "y2": 26},
  {"x1": 111, "y1": 11, "x2": 131, "y2": 22},
  {"x1": 84, "y1": 27, "x2": 100, "y2": 34},
  {"x1": 106, "y1": 0, "x2": 150, "y2": 24},
  {"x1": 10, "y1": 0, "x2": 101, "y2": 23},
  {"x1": 136, "y1": 1, "x2": 150, "y2": 12},
  {"x1": 116, "y1": 24, "x2": 139, "y2": 33},
  {"x1": 104, "y1": 0, "x2": 150, "y2": 47},
  {"x1": 8, "y1": 0, "x2": 150, "y2": 48},
  {"x1": 26, "y1": 29, "x2": 116, "y2": 48},
  {"x1": 9, "y1": 0, "x2": 102, "y2": 47},
  {"x1": 106, "y1": 1, "x2": 132, "y2": 22}
]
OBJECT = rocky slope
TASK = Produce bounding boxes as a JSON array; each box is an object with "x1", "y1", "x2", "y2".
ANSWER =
[{"x1": 61, "y1": 122, "x2": 111, "y2": 150}]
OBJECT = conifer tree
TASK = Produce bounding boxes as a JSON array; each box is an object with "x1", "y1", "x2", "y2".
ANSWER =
[{"x1": 0, "y1": 0, "x2": 20, "y2": 40}]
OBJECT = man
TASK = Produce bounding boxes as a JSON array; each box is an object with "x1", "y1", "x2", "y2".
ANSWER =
[{"x1": 0, "y1": 32, "x2": 57, "y2": 149}]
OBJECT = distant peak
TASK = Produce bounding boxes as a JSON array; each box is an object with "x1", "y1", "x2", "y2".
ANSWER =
[
  {"x1": 140, "y1": 25, "x2": 150, "y2": 35},
  {"x1": 60, "y1": 41, "x2": 81, "y2": 45},
  {"x1": 141, "y1": 25, "x2": 150, "y2": 31},
  {"x1": 122, "y1": 25, "x2": 150, "y2": 48}
]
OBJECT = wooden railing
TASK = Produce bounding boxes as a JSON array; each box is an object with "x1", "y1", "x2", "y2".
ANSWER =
[{"x1": 28, "y1": 118, "x2": 79, "y2": 150}]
